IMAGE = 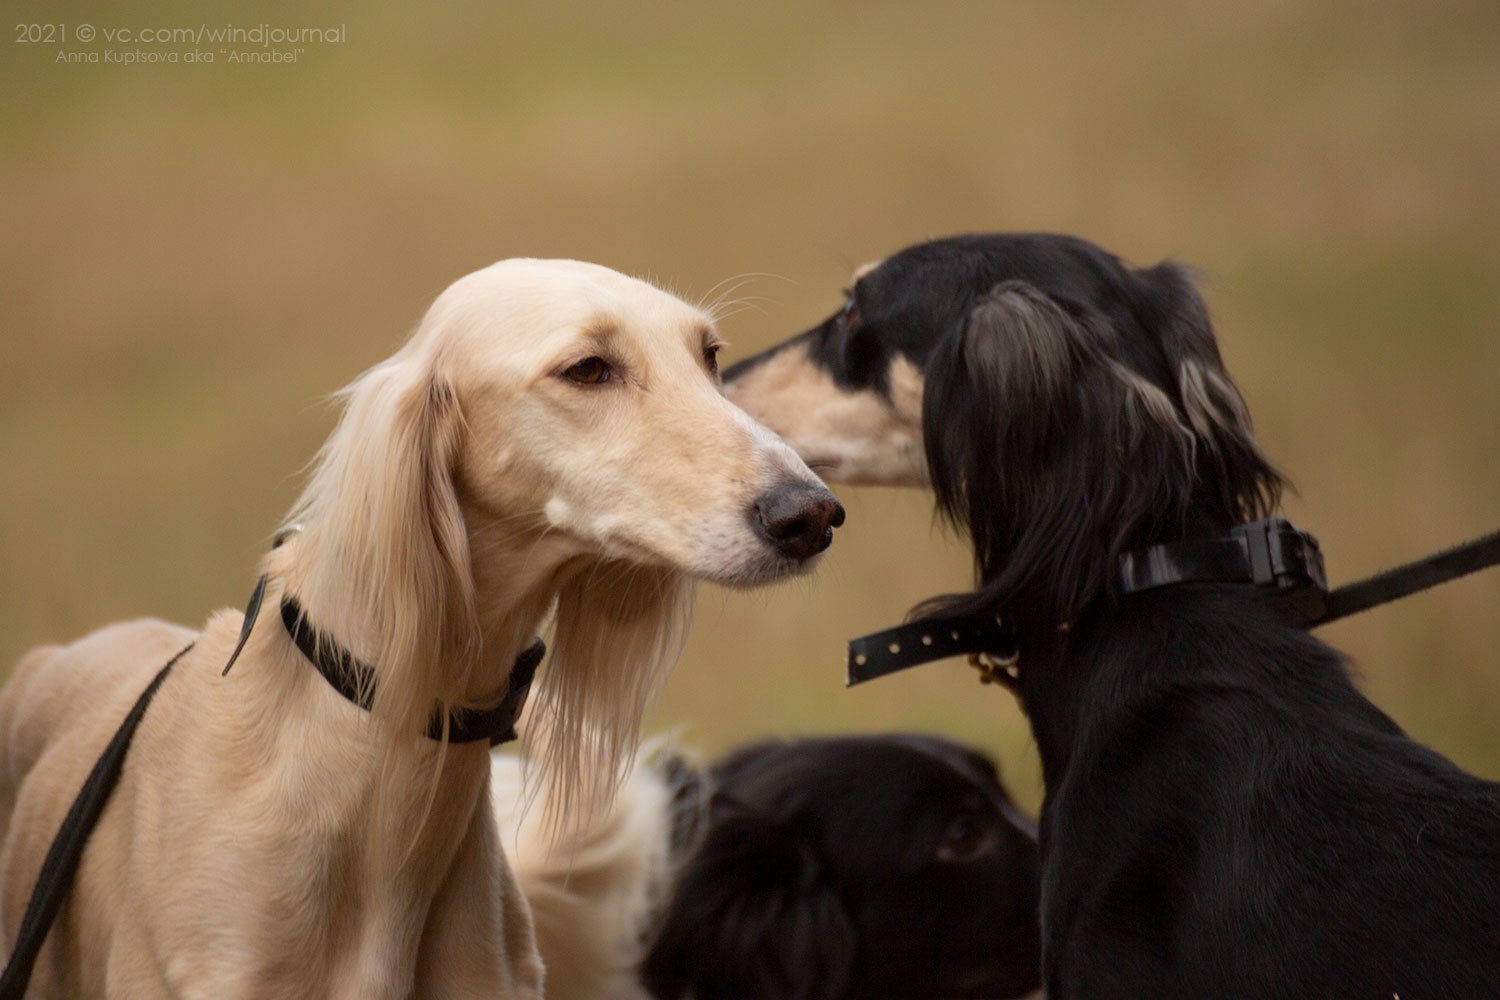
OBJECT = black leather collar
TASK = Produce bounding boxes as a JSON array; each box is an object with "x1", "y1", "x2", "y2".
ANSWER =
[
  {"x1": 279, "y1": 596, "x2": 543, "y2": 745},
  {"x1": 1117, "y1": 517, "x2": 1326, "y2": 608},
  {"x1": 846, "y1": 517, "x2": 1327, "y2": 687},
  {"x1": 221, "y1": 575, "x2": 543, "y2": 745}
]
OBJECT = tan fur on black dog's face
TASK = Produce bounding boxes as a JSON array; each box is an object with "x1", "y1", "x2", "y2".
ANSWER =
[
  {"x1": 723, "y1": 259, "x2": 933, "y2": 488},
  {"x1": 724, "y1": 339, "x2": 928, "y2": 487}
]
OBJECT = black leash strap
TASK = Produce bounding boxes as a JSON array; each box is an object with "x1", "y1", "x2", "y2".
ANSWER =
[
  {"x1": 219, "y1": 571, "x2": 268, "y2": 677},
  {"x1": 1313, "y1": 527, "x2": 1500, "y2": 627},
  {"x1": 0, "y1": 642, "x2": 193, "y2": 1000}
]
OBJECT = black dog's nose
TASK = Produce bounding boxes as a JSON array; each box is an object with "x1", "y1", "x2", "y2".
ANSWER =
[{"x1": 753, "y1": 482, "x2": 846, "y2": 561}]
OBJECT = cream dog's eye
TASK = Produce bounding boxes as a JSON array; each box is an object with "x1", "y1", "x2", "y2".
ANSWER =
[
  {"x1": 563, "y1": 357, "x2": 612, "y2": 385},
  {"x1": 704, "y1": 344, "x2": 721, "y2": 377}
]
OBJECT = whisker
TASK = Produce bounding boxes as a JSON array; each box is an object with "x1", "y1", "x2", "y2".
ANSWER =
[{"x1": 697, "y1": 273, "x2": 791, "y2": 324}]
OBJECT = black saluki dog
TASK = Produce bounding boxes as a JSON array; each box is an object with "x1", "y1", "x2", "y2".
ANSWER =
[
  {"x1": 495, "y1": 733, "x2": 1042, "y2": 1000},
  {"x1": 724, "y1": 233, "x2": 1500, "y2": 998},
  {"x1": 642, "y1": 735, "x2": 1041, "y2": 1000}
]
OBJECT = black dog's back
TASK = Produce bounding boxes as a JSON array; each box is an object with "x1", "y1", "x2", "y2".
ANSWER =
[{"x1": 1042, "y1": 587, "x2": 1500, "y2": 997}]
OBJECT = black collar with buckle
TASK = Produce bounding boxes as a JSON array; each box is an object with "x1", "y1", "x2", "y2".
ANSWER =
[
  {"x1": 846, "y1": 517, "x2": 1328, "y2": 687},
  {"x1": 221, "y1": 574, "x2": 543, "y2": 746},
  {"x1": 1118, "y1": 517, "x2": 1327, "y2": 620}
]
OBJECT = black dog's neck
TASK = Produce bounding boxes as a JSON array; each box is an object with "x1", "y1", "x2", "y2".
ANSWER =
[
  {"x1": 1014, "y1": 584, "x2": 1348, "y2": 790},
  {"x1": 1015, "y1": 591, "x2": 1193, "y2": 787},
  {"x1": 988, "y1": 510, "x2": 1244, "y2": 678}
]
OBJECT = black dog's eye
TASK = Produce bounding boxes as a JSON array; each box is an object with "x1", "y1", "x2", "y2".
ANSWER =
[
  {"x1": 837, "y1": 295, "x2": 861, "y2": 330},
  {"x1": 562, "y1": 357, "x2": 612, "y2": 385},
  {"x1": 840, "y1": 322, "x2": 886, "y2": 389},
  {"x1": 937, "y1": 811, "x2": 999, "y2": 863}
]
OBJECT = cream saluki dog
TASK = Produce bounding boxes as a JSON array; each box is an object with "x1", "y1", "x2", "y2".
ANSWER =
[{"x1": 0, "y1": 258, "x2": 843, "y2": 999}]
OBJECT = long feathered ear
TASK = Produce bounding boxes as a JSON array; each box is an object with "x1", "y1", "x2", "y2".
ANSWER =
[
  {"x1": 530, "y1": 563, "x2": 695, "y2": 829},
  {"x1": 1137, "y1": 262, "x2": 1283, "y2": 522},
  {"x1": 918, "y1": 281, "x2": 1202, "y2": 626},
  {"x1": 286, "y1": 349, "x2": 480, "y2": 740},
  {"x1": 640, "y1": 802, "x2": 855, "y2": 1000}
]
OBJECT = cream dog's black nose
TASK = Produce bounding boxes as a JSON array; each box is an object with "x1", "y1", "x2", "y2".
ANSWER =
[{"x1": 753, "y1": 483, "x2": 845, "y2": 560}]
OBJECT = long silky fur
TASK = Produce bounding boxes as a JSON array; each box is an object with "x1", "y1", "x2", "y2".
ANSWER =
[
  {"x1": 917, "y1": 276, "x2": 1280, "y2": 628},
  {"x1": 532, "y1": 563, "x2": 696, "y2": 830},
  {"x1": 284, "y1": 345, "x2": 482, "y2": 747},
  {"x1": 495, "y1": 748, "x2": 680, "y2": 1000},
  {"x1": 1136, "y1": 262, "x2": 1281, "y2": 524}
]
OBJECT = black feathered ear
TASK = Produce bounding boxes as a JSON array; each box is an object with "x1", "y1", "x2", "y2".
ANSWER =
[
  {"x1": 641, "y1": 801, "x2": 855, "y2": 1000},
  {"x1": 919, "y1": 281, "x2": 1203, "y2": 626},
  {"x1": 1137, "y1": 263, "x2": 1283, "y2": 522}
]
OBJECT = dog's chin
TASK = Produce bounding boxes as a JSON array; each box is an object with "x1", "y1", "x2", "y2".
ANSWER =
[
  {"x1": 704, "y1": 546, "x2": 828, "y2": 589},
  {"x1": 590, "y1": 536, "x2": 826, "y2": 589}
]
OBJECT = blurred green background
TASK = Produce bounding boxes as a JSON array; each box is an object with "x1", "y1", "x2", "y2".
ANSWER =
[{"x1": 4, "y1": 1, "x2": 1498, "y2": 814}]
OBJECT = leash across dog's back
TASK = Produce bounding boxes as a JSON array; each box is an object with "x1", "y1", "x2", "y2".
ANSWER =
[{"x1": 0, "y1": 644, "x2": 191, "y2": 1000}]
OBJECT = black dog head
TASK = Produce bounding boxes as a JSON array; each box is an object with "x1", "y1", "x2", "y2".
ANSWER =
[
  {"x1": 724, "y1": 233, "x2": 1282, "y2": 628},
  {"x1": 640, "y1": 734, "x2": 1041, "y2": 1000}
]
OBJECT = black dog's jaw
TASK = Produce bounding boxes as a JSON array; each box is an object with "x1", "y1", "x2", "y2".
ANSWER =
[
  {"x1": 641, "y1": 735, "x2": 1042, "y2": 1000},
  {"x1": 725, "y1": 233, "x2": 1500, "y2": 996}
]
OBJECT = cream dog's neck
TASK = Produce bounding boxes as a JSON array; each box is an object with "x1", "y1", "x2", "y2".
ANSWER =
[{"x1": 266, "y1": 521, "x2": 578, "y2": 713}]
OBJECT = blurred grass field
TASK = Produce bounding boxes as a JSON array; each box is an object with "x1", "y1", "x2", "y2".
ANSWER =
[{"x1": 3, "y1": 1, "x2": 1498, "y2": 814}]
